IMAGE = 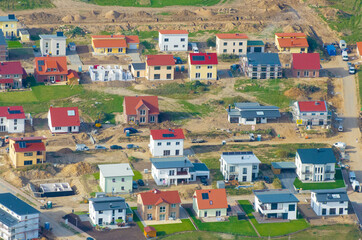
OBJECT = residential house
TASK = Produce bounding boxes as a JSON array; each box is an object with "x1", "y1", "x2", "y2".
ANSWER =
[
  {"x1": 292, "y1": 53, "x2": 320, "y2": 78},
  {"x1": 220, "y1": 151, "x2": 261, "y2": 182},
  {"x1": 292, "y1": 101, "x2": 330, "y2": 126},
  {"x1": 137, "y1": 189, "x2": 181, "y2": 221},
  {"x1": 123, "y1": 96, "x2": 159, "y2": 124},
  {"x1": 19, "y1": 29, "x2": 30, "y2": 42},
  {"x1": 193, "y1": 189, "x2": 228, "y2": 218},
  {"x1": 275, "y1": 33, "x2": 308, "y2": 53},
  {"x1": 0, "y1": 61, "x2": 26, "y2": 89},
  {"x1": 357, "y1": 42, "x2": 362, "y2": 59},
  {"x1": 34, "y1": 56, "x2": 68, "y2": 83},
  {"x1": 247, "y1": 40, "x2": 265, "y2": 53},
  {"x1": 0, "y1": 106, "x2": 26, "y2": 133},
  {"x1": 88, "y1": 65, "x2": 133, "y2": 82},
  {"x1": 0, "y1": 14, "x2": 18, "y2": 39},
  {"x1": 130, "y1": 63, "x2": 146, "y2": 78},
  {"x1": 47, "y1": 106, "x2": 80, "y2": 133},
  {"x1": 98, "y1": 163, "x2": 134, "y2": 194},
  {"x1": 0, "y1": 193, "x2": 40, "y2": 240},
  {"x1": 0, "y1": 30, "x2": 7, "y2": 61},
  {"x1": 39, "y1": 32, "x2": 67, "y2": 56},
  {"x1": 254, "y1": 189, "x2": 299, "y2": 220},
  {"x1": 67, "y1": 69, "x2": 80, "y2": 85},
  {"x1": 145, "y1": 55, "x2": 175, "y2": 80},
  {"x1": 188, "y1": 53, "x2": 218, "y2": 81},
  {"x1": 158, "y1": 30, "x2": 188, "y2": 52},
  {"x1": 91, "y1": 35, "x2": 139, "y2": 55},
  {"x1": 311, "y1": 189, "x2": 349, "y2": 216},
  {"x1": 9, "y1": 136, "x2": 46, "y2": 168},
  {"x1": 216, "y1": 33, "x2": 248, "y2": 55},
  {"x1": 241, "y1": 53, "x2": 282, "y2": 79},
  {"x1": 227, "y1": 102, "x2": 280, "y2": 125},
  {"x1": 295, "y1": 148, "x2": 336, "y2": 182},
  {"x1": 149, "y1": 128, "x2": 184, "y2": 157},
  {"x1": 89, "y1": 193, "x2": 132, "y2": 226}
]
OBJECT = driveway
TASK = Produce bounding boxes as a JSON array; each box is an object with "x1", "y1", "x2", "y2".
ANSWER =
[
  {"x1": 67, "y1": 49, "x2": 83, "y2": 66},
  {"x1": 277, "y1": 170, "x2": 297, "y2": 193},
  {"x1": 127, "y1": 49, "x2": 142, "y2": 63}
]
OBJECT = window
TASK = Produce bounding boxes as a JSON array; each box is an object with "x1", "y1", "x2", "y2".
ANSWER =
[
  {"x1": 195, "y1": 73, "x2": 201, "y2": 79},
  {"x1": 170, "y1": 212, "x2": 176, "y2": 219},
  {"x1": 160, "y1": 206, "x2": 166, "y2": 213},
  {"x1": 233, "y1": 42, "x2": 236, "y2": 46},
  {"x1": 166, "y1": 74, "x2": 172, "y2": 79},
  {"x1": 164, "y1": 38, "x2": 169, "y2": 42},
  {"x1": 252, "y1": 67, "x2": 258, "y2": 71},
  {"x1": 112, "y1": 178, "x2": 116, "y2": 183},
  {"x1": 154, "y1": 74, "x2": 160, "y2": 80},
  {"x1": 174, "y1": 45, "x2": 178, "y2": 48},
  {"x1": 339, "y1": 208, "x2": 344, "y2": 214},
  {"x1": 163, "y1": 150, "x2": 170, "y2": 156},
  {"x1": 56, "y1": 50, "x2": 59, "y2": 55},
  {"x1": 216, "y1": 210, "x2": 221, "y2": 216},
  {"x1": 150, "y1": 116, "x2": 155, "y2": 122},
  {"x1": 242, "y1": 176, "x2": 247, "y2": 181},
  {"x1": 171, "y1": 204, "x2": 176, "y2": 208},
  {"x1": 122, "y1": 178, "x2": 125, "y2": 182},
  {"x1": 301, "y1": 48, "x2": 305, "y2": 51},
  {"x1": 176, "y1": 142, "x2": 180, "y2": 145},
  {"x1": 175, "y1": 150, "x2": 180, "y2": 155},
  {"x1": 121, "y1": 186, "x2": 124, "y2": 190},
  {"x1": 147, "y1": 214, "x2": 152, "y2": 220},
  {"x1": 204, "y1": 211, "x2": 207, "y2": 217},
  {"x1": 148, "y1": 205, "x2": 152, "y2": 210},
  {"x1": 239, "y1": 49, "x2": 243, "y2": 53},
  {"x1": 157, "y1": 142, "x2": 162, "y2": 146},
  {"x1": 55, "y1": 127, "x2": 61, "y2": 130},
  {"x1": 207, "y1": 73, "x2": 212, "y2": 79},
  {"x1": 230, "y1": 166, "x2": 235, "y2": 172},
  {"x1": 196, "y1": 66, "x2": 201, "y2": 69},
  {"x1": 37, "y1": 159, "x2": 42, "y2": 164},
  {"x1": 154, "y1": 66, "x2": 161, "y2": 70},
  {"x1": 181, "y1": 38, "x2": 185, "y2": 42},
  {"x1": 304, "y1": 71, "x2": 309, "y2": 77},
  {"x1": 140, "y1": 117, "x2": 146, "y2": 123},
  {"x1": 252, "y1": 165, "x2": 258, "y2": 170},
  {"x1": 271, "y1": 203, "x2": 278, "y2": 210},
  {"x1": 56, "y1": 43, "x2": 59, "y2": 48},
  {"x1": 239, "y1": 42, "x2": 243, "y2": 46},
  {"x1": 107, "y1": 48, "x2": 112, "y2": 53},
  {"x1": 207, "y1": 66, "x2": 212, "y2": 69},
  {"x1": 140, "y1": 109, "x2": 146, "y2": 115},
  {"x1": 297, "y1": 71, "x2": 300, "y2": 77},
  {"x1": 24, "y1": 160, "x2": 32, "y2": 165},
  {"x1": 339, "y1": 201, "x2": 344, "y2": 204},
  {"x1": 270, "y1": 67, "x2": 275, "y2": 71},
  {"x1": 261, "y1": 67, "x2": 267, "y2": 72},
  {"x1": 169, "y1": 170, "x2": 175, "y2": 176},
  {"x1": 167, "y1": 66, "x2": 172, "y2": 70},
  {"x1": 24, "y1": 153, "x2": 33, "y2": 157},
  {"x1": 45, "y1": 42, "x2": 48, "y2": 48},
  {"x1": 223, "y1": 42, "x2": 227, "y2": 46},
  {"x1": 243, "y1": 168, "x2": 247, "y2": 174},
  {"x1": 313, "y1": 71, "x2": 316, "y2": 77},
  {"x1": 118, "y1": 209, "x2": 123, "y2": 213},
  {"x1": 329, "y1": 208, "x2": 336, "y2": 215},
  {"x1": 167, "y1": 142, "x2": 171, "y2": 146},
  {"x1": 223, "y1": 49, "x2": 227, "y2": 53},
  {"x1": 288, "y1": 204, "x2": 295, "y2": 211},
  {"x1": 159, "y1": 214, "x2": 165, "y2": 220}
]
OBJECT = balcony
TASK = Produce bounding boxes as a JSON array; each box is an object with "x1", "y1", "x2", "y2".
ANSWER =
[
  {"x1": 325, "y1": 170, "x2": 335, "y2": 173},
  {"x1": 302, "y1": 170, "x2": 311, "y2": 174},
  {"x1": 177, "y1": 171, "x2": 188, "y2": 175},
  {"x1": 259, "y1": 205, "x2": 284, "y2": 211}
]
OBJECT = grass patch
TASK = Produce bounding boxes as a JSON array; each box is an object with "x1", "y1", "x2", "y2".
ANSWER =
[
  {"x1": 132, "y1": 168, "x2": 143, "y2": 180},
  {"x1": 60, "y1": 222, "x2": 80, "y2": 235},
  {"x1": 0, "y1": 0, "x2": 53, "y2": 10},
  {"x1": 6, "y1": 40, "x2": 23, "y2": 48},
  {"x1": 294, "y1": 169, "x2": 345, "y2": 190},
  {"x1": 219, "y1": 54, "x2": 240, "y2": 62},
  {"x1": 74, "y1": 211, "x2": 87, "y2": 215},
  {"x1": 92, "y1": 172, "x2": 100, "y2": 180},
  {"x1": 80, "y1": 0, "x2": 220, "y2": 7}
]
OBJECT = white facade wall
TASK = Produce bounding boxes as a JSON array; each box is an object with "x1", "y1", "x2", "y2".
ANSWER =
[
  {"x1": 311, "y1": 193, "x2": 348, "y2": 216},
  {"x1": 89, "y1": 202, "x2": 126, "y2": 226},
  {"x1": 47, "y1": 110, "x2": 79, "y2": 133},
  {"x1": 158, "y1": 33, "x2": 188, "y2": 51},
  {"x1": 0, "y1": 117, "x2": 25, "y2": 133},
  {"x1": 149, "y1": 136, "x2": 184, "y2": 157},
  {"x1": 295, "y1": 153, "x2": 335, "y2": 182},
  {"x1": 240, "y1": 117, "x2": 267, "y2": 125},
  {"x1": 0, "y1": 212, "x2": 39, "y2": 240},
  {"x1": 220, "y1": 158, "x2": 259, "y2": 182},
  {"x1": 88, "y1": 65, "x2": 134, "y2": 82},
  {"x1": 40, "y1": 38, "x2": 66, "y2": 56},
  {"x1": 292, "y1": 102, "x2": 329, "y2": 126},
  {"x1": 100, "y1": 171, "x2": 106, "y2": 192},
  {"x1": 254, "y1": 196, "x2": 297, "y2": 220},
  {"x1": 151, "y1": 164, "x2": 191, "y2": 186}
]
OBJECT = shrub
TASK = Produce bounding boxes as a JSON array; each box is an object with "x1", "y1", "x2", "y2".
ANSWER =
[
  {"x1": 307, "y1": 36, "x2": 319, "y2": 52},
  {"x1": 206, "y1": 37, "x2": 216, "y2": 47},
  {"x1": 297, "y1": 83, "x2": 320, "y2": 93},
  {"x1": 272, "y1": 177, "x2": 282, "y2": 188},
  {"x1": 274, "y1": 149, "x2": 291, "y2": 158},
  {"x1": 68, "y1": 27, "x2": 86, "y2": 38}
]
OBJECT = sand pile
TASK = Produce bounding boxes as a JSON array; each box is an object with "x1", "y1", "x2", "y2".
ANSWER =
[
  {"x1": 60, "y1": 162, "x2": 97, "y2": 177},
  {"x1": 136, "y1": 11, "x2": 151, "y2": 18},
  {"x1": 105, "y1": 10, "x2": 121, "y2": 20},
  {"x1": 74, "y1": 14, "x2": 85, "y2": 21},
  {"x1": 178, "y1": 10, "x2": 196, "y2": 17},
  {"x1": 195, "y1": 8, "x2": 214, "y2": 17},
  {"x1": 62, "y1": 15, "x2": 74, "y2": 22}
]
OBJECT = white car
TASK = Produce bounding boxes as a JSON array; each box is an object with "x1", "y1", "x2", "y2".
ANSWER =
[{"x1": 333, "y1": 142, "x2": 346, "y2": 149}]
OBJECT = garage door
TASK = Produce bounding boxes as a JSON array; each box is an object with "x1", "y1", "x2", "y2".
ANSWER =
[
  {"x1": 254, "y1": 47, "x2": 262, "y2": 52},
  {"x1": 129, "y1": 43, "x2": 138, "y2": 50}
]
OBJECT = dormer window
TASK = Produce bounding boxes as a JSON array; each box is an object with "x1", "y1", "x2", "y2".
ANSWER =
[{"x1": 140, "y1": 109, "x2": 146, "y2": 115}]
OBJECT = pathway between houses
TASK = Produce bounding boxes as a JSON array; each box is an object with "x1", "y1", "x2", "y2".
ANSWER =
[{"x1": 238, "y1": 200, "x2": 261, "y2": 237}]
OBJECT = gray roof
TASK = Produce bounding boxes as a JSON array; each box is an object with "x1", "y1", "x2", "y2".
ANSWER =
[
  {"x1": 99, "y1": 163, "x2": 134, "y2": 178},
  {"x1": 89, "y1": 196, "x2": 127, "y2": 211},
  {"x1": 0, "y1": 15, "x2": 17, "y2": 22},
  {"x1": 247, "y1": 40, "x2": 264, "y2": 46},
  {"x1": 271, "y1": 162, "x2": 297, "y2": 169},
  {"x1": 132, "y1": 62, "x2": 146, "y2": 70},
  {"x1": 254, "y1": 190, "x2": 299, "y2": 203},
  {"x1": 150, "y1": 156, "x2": 194, "y2": 169},
  {"x1": 228, "y1": 102, "x2": 281, "y2": 119},
  {"x1": 312, "y1": 189, "x2": 349, "y2": 203},
  {"x1": 221, "y1": 152, "x2": 261, "y2": 165},
  {"x1": 39, "y1": 34, "x2": 67, "y2": 40},
  {"x1": 246, "y1": 53, "x2": 281, "y2": 66},
  {"x1": 0, "y1": 193, "x2": 40, "y2": 216},
  {"x1": 0, "y1": 30, "x2": 7, "y2": 46},
  {"x1": 0, "y1": 208, "x2": 19, "y2": 227},
  {"x1": 19, "y1": 29, "x2": 29, "y2": 34},
  {"x1": 189, "y1": 163, "x2": 209, "y2": 172},
  {"x1": 297, "y1": 148, "x2": 336, "y2": 164}
]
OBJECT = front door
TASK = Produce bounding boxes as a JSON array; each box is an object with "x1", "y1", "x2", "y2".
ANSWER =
[
  {"x1": 137, "y1": 71, "x2": 140, "y2": 77},
  {"x1": 282, "y1": 213, "x2": 288, "y2": 219},
  {"x1": 68, "y1": 127, "x2": 72, "y2": 132},
  {"x1": 164, "y1": 45, "x2": 168, "y2": 51},
  {"x1": 98, "y1": 218, "x2": 103, "y2": 225}
]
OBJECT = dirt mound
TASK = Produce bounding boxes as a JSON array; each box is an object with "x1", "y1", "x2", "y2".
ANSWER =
[
  {"x1": 283, "y1": 25, "x2": 303, "y2": 33},
  {"x1": 136, "y1": 11, "x2": 151, "y2": 18},
  {"x1": 57, "y1": 148, "x2": 73, "y2": 154},
  {"x1": 195, "y1": 8, "x2": 214, "y2": 17},
  {"x1": 27, "y1": 12, "x2": 61, "y2": 24},
  {"x1": 105, "y1": 10, "x2": 121, "y2": 20},
  {"x1": 74, "y1": 14, "x2": 85, "y2": 21},
  {"x1": 62, "y1": 15, "x2": 74, "y2": 22},
  {"x1": 224, "y1": 22, "x2": 236, "y2": 31},
  {"x1": 320, "y1": 7, "x2": 339, "y2": 20},
  {"x1": 284, "y1": 87, "x2": 307, "y2": 99},
  {"x1": 1, "y1": 170, "x2": 23, "y2": 188},
  {"x1": 60, "y1": 162, "x2": 97, "y2": 177},
  {"x1": 178, "y1": 10, "x2": 196, "y2": 17}
]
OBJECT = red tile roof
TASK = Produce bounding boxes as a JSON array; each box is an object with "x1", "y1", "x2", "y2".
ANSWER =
[
  {"x1": 216, "y1": 33, "x2": 248, "y2": 39},
  {"x1": 189, "y1": 53, "x2": 218, "y2": 65},
  {"x1": 124, "y1": 96, "x2": 159, "y2": 116},
  {"x1": 146, "y1": 55, "x2": 175, "y2": 66},
  {"x1": 0, "y1": 61, "x2": 24, "y2": 75},
  {"x1": 13, "y1": 141, "x2": 46, "y2": 153},
  {"x1": 125, "y1": 35, "x2": 140, "y2": 44},
  {"x1": 67, "y1": 70, "x2": 79, "y2": 80},
  {"x1": 0, "y1": 106, "x2": 25, "y2": 119},
  {"x1": 150, "y1": 129, "x2": 185, "y2": 140},
  {"x1": 139, "y1": 189, "x2": 181, "y2": 206},
  {"x1": 34, "y1": 56, "x2": 68, "y2": 76},
  {"x1": 92, "y1": 35, "x2": 125, "y2": 39},
  {"x1": 298, "y1": 101, "x2": 327, "y2": 112},
  {"x1": 49, "y1": 107, "x2": 80, "y2": 127},
  {"x1": 0, "y1": 79, "x2": 13, "y2": 84},
  {"x1": 275, "y1": 33, "x2": 307, "y2": 38},
  {"x1": 292, "y1": 53, "x2": 320, "y2": 70},
  {"x1": 357, "y1": 42, "x2": 362, "y2": 55},
  {"x1": 277, "y1": 38, "x2": 309, "y2": 48},
  {"x1": 144, "y1": 226, "x2": 156, "y2": 233},
  {"x1": 93, "y1": 39, "x2": 127, "y2": 48},
  {"x1": 159, "y1": 30, "x2": 188, "y2": 35},
  {"x1": 194, "y1": 189, "x2": 228, "y2": 210}
]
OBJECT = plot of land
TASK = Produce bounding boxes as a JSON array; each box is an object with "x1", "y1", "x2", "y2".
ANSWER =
[
  {"x1": 293, "y1": 169, "x2": 345, "y2": 190},
  {"x1": 83, "y1": 0, "x2": 221, "y2": 7}
]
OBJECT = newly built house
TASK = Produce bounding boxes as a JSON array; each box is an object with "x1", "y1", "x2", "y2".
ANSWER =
[
  {"x1": 123, "y1": 96, "x2": 159, "y2": 124},
  {"x1": 275, "y1": 33, "x2": 308, "y2": 53},
  {"x1": 48, "y1": 107, "x2": 80, "y2": 133},
  {"x1": 292, "y1": 101, "x2": 330, "y2": 126},
  {"x1": 0, "y1": 14, "x2": 18, "y2": 39},
  {"x1": 39, "y1": 32, "x2": 67, "y2": 56},
  {"x1": 215, "y1": 33, "x2": 248, "y2": 55},
  {"x1": 149, "y1": 128, "x2": 185, "y2": 157},
  {"x1": 311, "y1": 189, "x2": 349, "y2": 216},
  {"x1": 98, "y1": 163, "x2": 134, "y2": 194},
  {"x1": 0, "y1": 106, "x2": 26, "y2": 133},
  {"x1": 88, "y1": 65, "x2": 134, "y2": 82},
  {"x1": 145, "y1": 55, "x2": 175, "y2": 80},
  {"x1": 241, "y1": 53, "x2": 282, "y2": 79},
  {"x1": 193, "y1": 189, "x2": 228, "y2": 218},
  {"x1": 91, "y1": 35, "x2": 139, "y2": 55},
  {"x1": 188, "y1": 53, "x2": 218, "y2": 80},
  {"x1": 292, "y1": 53, "x2": 320, "y2": 78},
  {"x1": 0, "y1": 61, "x2": 26, "y2": 89},
  {"x1": 158, "y1": 30, "x2": 188, "y2": 52},
  {"x1": 34, "y1": 56, "x2": 68, "y2": 83}
]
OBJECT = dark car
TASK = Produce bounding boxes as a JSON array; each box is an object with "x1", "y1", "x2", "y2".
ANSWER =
[
  {"x1": 124, "y1": 127, "x2": 138, "y2": 134},
  {"x1": 110, "y1": 145, "x2": 123, "y2": 150},
  {"x1": 132, "y1": 181, "x2": 138, "y2": 189},
  {"x1": 95, "y1": 145, "x2": 107, "y2": 150},
  {"x1": 200, "y1": 177, "x2": 208, "y2": 186},
  {"x1": 137, "y1": 179, "x2": 145, "y2": 186},
  {"x1": 126, "y1": 144, "x2": 139, "y2": 149}
]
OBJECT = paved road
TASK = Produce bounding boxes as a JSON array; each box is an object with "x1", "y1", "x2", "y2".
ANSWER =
[{"x1": 277, "y1": 171, "x2": 298, "y2": 194}]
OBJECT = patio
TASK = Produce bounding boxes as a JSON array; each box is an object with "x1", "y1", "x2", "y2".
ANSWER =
[{"x1": 252, "y1": 212, "x2": 290, "y2": 224}]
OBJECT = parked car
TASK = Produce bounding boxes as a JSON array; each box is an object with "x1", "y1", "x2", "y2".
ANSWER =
[
  {"x1": 124, "y1": 127, "x2": 138, "y2": 134},
  {"x1": 110, "y1": 145, "x2": 123, "y2": 150},
  {"x1": 349, "y1": 65, "x2": 356, "y2": 74},
  {"x1": 200, "y1": 177, "x2": 208, "y2": 186},
  {"x1": 76, "y1": 144, "x2": 89, "y2": 151},
  {"x1": 264, "y1": 176, "x2": 272, "y2": 184},
  {"x1": 333, "y1": 142, "x2": 346, "y2": 150},
  {"x1": 191, "y1": 139, "x2": 205, "y2": 143},
  {"x1": 132, "y1": 181, "x2": 138, "y2": 189},
  {"x1": 95, "y1": 145, "x2": 107, "y2": 150},
  {"x1": 137, "y1": 179, "x2": 145, "y2": 186},
  {"x1": 174, "y1": 57, "x2": 183, "y2": 64},
  {"x1": 126, "y1": 144, "x2": 139, "y2": 149}
]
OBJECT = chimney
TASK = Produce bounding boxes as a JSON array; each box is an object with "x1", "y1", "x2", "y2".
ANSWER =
[
  {"x1": 153, "y1": 189, "x2": 157, "y2": 194},
  {"x1": 7, "y1": 107, "x2": 10, "y2": 112},
  {"x1": 169, "y1": 128, "x2": 172, "y2": 132}
]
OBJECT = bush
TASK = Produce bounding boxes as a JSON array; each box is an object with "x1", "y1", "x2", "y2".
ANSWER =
[
  {"x1": 206, "y1": 37, "x2": 216, "y2": 47},
  {"x1": 297, "y1": 83, "x2": 320, "y2": 93},
  {"x1": 141, "y1": 40, "x2": 154, "y2": 50},
  {"x1": 68, "y1": 26, "x2": 86, "y2": 38},
  {"x1": 220, "y1": 54, "x2": 240, "y2": 62},
  {"x1": 272, "y1": 177, "x2": 282, "y2": 188},
  {"x1": 274, "y1": 149, "x2": 291, "y2": 158},
  {"x1": 307, "y1": 36, "x2": 319, "y2": 52}
]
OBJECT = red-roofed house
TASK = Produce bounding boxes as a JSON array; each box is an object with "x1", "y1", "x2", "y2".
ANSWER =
[
  {"x1": 158, "y1": 30, "x2": 188, "y2": 51},
  {"x1": 34, "y1": 56, "x2": 68, "y2": 83},
  {"x1": 137, "y1": 189, "x2": 181, "y2": 221},
  {"x1": 0, "y1": 106, "x2": 26, "y2": 133},
  {"x1": 216, "y1": 33, "x2": 248, "y2": 55},
  {"x1": 47, "y1": 107, "x2": 80, "y2": 133},
  {"x1": 193, "y1": 189, "x2": 228, "y2": 218},
  {"x1": 292, "y1": 53, "x2": 320, "y2": 78},
  {"x1": 292, "y1": 101, "x2": 330, "y2": 126},
  {"x1": 67, "y1": 69, "x2": 80, "y2": 85},
  {"x1": 91, "y1": 35, "x2": 139, "y2": 55},
  {"x1": 123, "y1": 96, "x2": 159, "y2": 124},
  {"x1": 357, "y1": 42, "x2": 362, "y2": 59},
  {"x1": 0, "y1": 61, "x2": 26, "y2": 89},
  {"x1": 9, "y1": 136, "x2": 46, "y2": 168},
  {"x1": 149, "y1": 129, "x2": 185, "y2": 157},
  {"x1": 188, "y1": 53, "x2": 218, "y2": 80},
  {"x1": 275, "y1": 33, "x2": 308, "y2": 53},
  {"x1": 145, "y1": 55, "x2": 175, "y2": 80}
]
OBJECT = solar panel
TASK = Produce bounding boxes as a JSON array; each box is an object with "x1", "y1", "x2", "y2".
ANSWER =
[
  {"x1": 8, "y1": 14, "x2": 15, "y2": 20},
  {"x1": 201, "y1": 193, "x2": 209, "y2": 200},
  {"x1": 67, "y1": 110, "x2": 75, "y2": 116},
  {"x1": 162, "y1": 134, "x2": 175, "y2": 138},
  {"x1": 56, "y1": 32, "x2": 64, "y2": 37},
  {"x1": 8, "y1": 110, "x2": 21, "y2": 114},
  {"x1": 256, "y1": 111, "x2": 264, "y2": 116},
  {"x1": 19, "y1": 142, "x2": 26, "y2": 148},
  {"x1": 192, "y1": 55, "x2": 205, "y2": 61}
]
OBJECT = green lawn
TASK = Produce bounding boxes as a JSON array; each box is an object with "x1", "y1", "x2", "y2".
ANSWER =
[
  {"x1": 132, "y1": 169, "x2": 143, "y2": 180},
  {"x1": 6, "y1": 40, "x2": 23, "y2": 48},
  {"x1": 92, "y1": 172, "x2": 100, "y2": 180},
  {"x1": 0, "y1": 0, "x2": 53, "y2": 10},
  {"x1": 81, "y1": 0, "x2": 220, "y2": 7},
  {"x1": 293, "y1": 169, "x2": 345, "y2": 190}
]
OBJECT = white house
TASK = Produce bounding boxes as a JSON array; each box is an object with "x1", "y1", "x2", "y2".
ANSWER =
[
  {"x1": 149, "y1": 129, "x2": 184, "y2": 157},
  {"x1": 48, "y1": 107, "x2": 80, "y2": 133},
  {"x1": 0, "y1": 193, "x2": 40, "y2": 240},
  {"x1": 254, "y1": 189, "x2": 299, "y2": 220},
  {"x1": 292, "y1": 101, "x2": 330, "y2": 126},
  {"x1": 311, "y1": 189, "x2": 349, "y2": 216},
  {"x1": 295, "y1": 148, "x2": 336, "y2": 182},
  {"x1": 0, "y1": 106, "x2": 25, "y2": 133},
  {"x1": 99, "y1": 163, "x2": 134, "y2": 194},
  {"x1": 220, "y1": 151, "x2": 261, "y2": 182},
  {"x1": 158, "y1": 30, "x2": 188, "y2": 52},
  {"x1": 39, "y1": 32, "x2": 67, "y2": 56},
  {"x1": 88, "y1": 65, "x2": 134, "y2": 82}
]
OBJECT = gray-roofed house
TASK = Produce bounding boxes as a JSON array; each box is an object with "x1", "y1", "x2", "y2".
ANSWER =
[
  {"x1": 0, "y1": 14, "x2": 18, "y2": 39},
  {"x1": 220, "y1": 151, "x2": 261, "y2": 182},
  {"x1": 0, "y1": 29, "x2": 8, "y2": 61},
  {"x1": 131, "y1": 62, "x2": 146, "y2": 78},
  {"x1": 254, "y1": 189, "x2": 299, "y2": 220},
  {"x1": 39, "y1": 32, "x2": 67, "y2": 56},
  {"x1": 295, "y1": 148, "x2": 336, "y2": 182},
  {"x1": 247, "y1": 40, "x2": 265, "y2": 53},
  {"x1": 99, "y1": 163, "x2": 134, "y2": 193},
  {"x1": 227, "y1": 102, "x2": 281, "y2": 124},
  {"x1": 241, "y1": 53, "x2": 282, "y2": 79},
  {"x1": 311, "y1": 189, "x2": 349, "y2": 216},
  {"x1": 0, "y1": 193, "x2": 40, "y2": 239}
]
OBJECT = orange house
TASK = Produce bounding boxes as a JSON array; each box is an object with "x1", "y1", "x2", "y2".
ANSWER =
[{"x1": 34, "y1": 56, "x2": 68, "y2": 83}]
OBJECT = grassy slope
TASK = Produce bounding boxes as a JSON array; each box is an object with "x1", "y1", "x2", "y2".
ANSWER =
[
  {"x1": 293, "y1": 169, "x2": 345, "y2": 190},
  {"x1": 0, "y1": 0, "x2": 53, "y2": 10},
  {"x1": 83, "y1": 0, "x2": 220, "y2": 7},
  {"x1": 359, "y1": 72, "x2": 362, "y2": 106}
]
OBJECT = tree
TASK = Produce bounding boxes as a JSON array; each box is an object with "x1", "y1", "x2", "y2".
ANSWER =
[{"x1": 206, "y1": 37, "x2": 216, "y2": 47}]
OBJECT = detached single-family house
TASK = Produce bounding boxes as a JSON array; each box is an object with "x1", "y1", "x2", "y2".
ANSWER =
[
  {"x1": 145, "y1": 54, "x2": 175, "y2": 80},
  {"x1": 88, "y1": 65, "x2": 134, "y2": 82},
  {"x1": 0, "y1": 193, "x2": 40, "y2": 240},
  {"x1": 215, "y1": 33, "x2": 248, "y2": 55},
  {"x1": 48, "y1": 107, "x2": 80, "y2": 133},
  {"x1": 149, "y1": 128, "x2": 184, "y2": 157},
  {"x1": 123, "y1": 96, "x2": 159, "y2": 124},
  {"x1": 275, "y1": 33, "x2": 308, "y2": 53},
  {"x1": 0, "y1": 14, "x2": 18, "y2": 39},
  {"x1": 311, "y1": 189, "x2": 349, "y2": 216},
  {"x1": 91, "y1": 35, "x2": 139, "y2": 55},
  {"x1": 0, "y1": 61, "x2": 26, "y2": 89},
  {"x1": 137, "y1": 189, "x2": 181, "y2": 221},
  {"x1": 39, "y1": 32, "x2": 67, "y2": 56},
  {"x1": 220, "y1": 151, "x2": 261, "y2": 182},
  {"x1": 98, "y1": 163, "x2": 134, "y2": 194},
  {"x1": 0, "y1": 29, "x2": 7, "y2": 61},
  {"x1": 130, "y1": 63, "x2": 146, "y2": 78},
  {"x1": 292, "y1": 53, "x2": 320, "y2": 78},
  {"x1": 247, "y1": 40, "x2": 265, "y2": 53},
  {"x1": 34, "y1": 56, "x2": 68, "y2": 83},
  {"x1": 158, "y1": 30, "x2": 188, "y2": 52},
  {"x1": 0, "y1": 106, "x2": 26, "y2": 133},
  {"x1": 193, "y1": 189, "x2": 228, "y2": 218},
  {"x1": 356, "y1": 42, "x2": 362, "y2": 59},
  {"x1": 188, "y1": 53, "x2": 218, "y2": 81},
  {"x1": 292, "y1": 101, "x2": 330, "y2": 126},
  {"x1": 254, "y1": 189, "x2": 299, "y2": 220},
  {"x1": 227, "y1": 102, "x2": 280, "y2": 125},
  {"x1": 241, "y1": 53, "x2": 282, "y2": 79},
  {"x1": 295, "y1": 148, "x2": 336, "y2": 182},
  {"x1": 67, "y1": 69, "x2": 80, "y2": 85},
  {"x1": 9, "y1": 136, "x2": 46, "y2": 168}
]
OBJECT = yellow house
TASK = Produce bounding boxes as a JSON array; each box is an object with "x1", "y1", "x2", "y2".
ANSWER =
[
  {"x1": 19, "y1": 29, "x2": 30, "y2": 42},
  {"x1": 275, "y1": 33, "x2": 308, "y2": 53},
  {"x1": 91, "y1": 35, "x2": 139, "y2": 55},
  {"x1": 0, "y1": 14, "x2": 18, "y2": 39},
  {"x1": 188, "y1": 53, "x2": 218, "y2": 81},
  {"x1": 9, "y1": 137, "x2": 46, "y2": 168},
  {"x1": 146, "y1": 55, "x2": 175, "y2": 80}
]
